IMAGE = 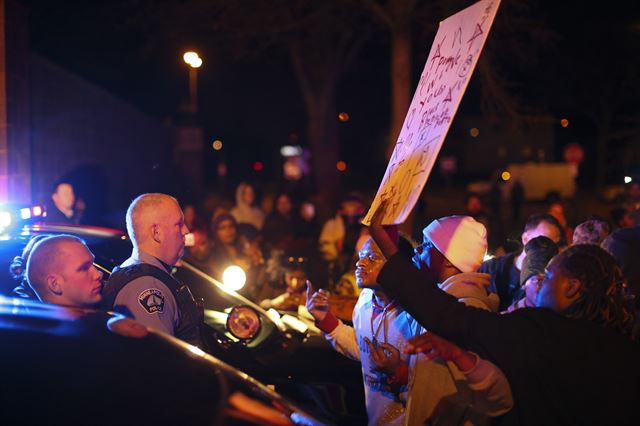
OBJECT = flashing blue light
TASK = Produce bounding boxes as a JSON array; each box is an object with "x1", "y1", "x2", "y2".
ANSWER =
[{"x1": 20, "y1": 208, "x2": 31, "y2": 220}]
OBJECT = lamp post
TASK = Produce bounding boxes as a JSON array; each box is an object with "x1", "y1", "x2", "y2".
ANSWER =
[{"x1": 183, "y1": 51, "x2": 203, "y2": 113}]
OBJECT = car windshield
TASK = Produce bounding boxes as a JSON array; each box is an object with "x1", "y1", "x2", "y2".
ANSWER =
[
  {"x1": 85, "y1": 235, "x2": 133, "y2": 272},
  {"x1": 176, "y1": 259, "x2": 267, "y2": 314}
]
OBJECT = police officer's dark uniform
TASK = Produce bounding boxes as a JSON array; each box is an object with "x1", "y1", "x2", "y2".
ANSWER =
[{"x1": 102, "y1": 249, "x2": 204, "y2": 347}]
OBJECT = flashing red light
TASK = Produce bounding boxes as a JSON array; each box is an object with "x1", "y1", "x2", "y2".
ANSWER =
[
  {"x1": 32, "y1": 205, "x2": 43, "y2": 216},
  {"x1": 252, "y1": 161, "x2": 264, "y2": 172}
]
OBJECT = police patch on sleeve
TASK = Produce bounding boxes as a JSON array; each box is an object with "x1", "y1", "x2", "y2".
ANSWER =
[{"x1": 138, "y1": 288, "x2": 165, "y2": 314}]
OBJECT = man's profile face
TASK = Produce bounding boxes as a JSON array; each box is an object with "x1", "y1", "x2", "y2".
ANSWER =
[
  {"x1": 53, "y1": 184, "x2": 75, "y2": 211},
  {"x1": 522, "y1": 221, "x2": 561, "y2": 246},
  {"x1": 523, "y1": 274, "x2": 544, "y2": 306},
  {"x1": 535, "y1": 255, "x2": 574, "y2": 312},
  {"x1": 159, "y1": 201, "x2": 190, "y2": 265},
  {"x1": 355, "y1": 239, "x2": 384, "y2": 289},
  {"x1": 412, "y1": 237, "x2": 447, "y2": 277},
  {"x1": 58, "y1": 242, "x2": 103, "y2": 307}
]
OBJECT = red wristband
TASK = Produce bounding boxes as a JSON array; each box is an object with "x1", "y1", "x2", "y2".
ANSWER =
[{"x1": 316, "y1": 312, "x2": 339, "y2": 333}]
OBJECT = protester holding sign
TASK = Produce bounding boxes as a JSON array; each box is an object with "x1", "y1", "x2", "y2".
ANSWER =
[{"x1": 369, "y1": 202, "x2": 640, "y2": 425}]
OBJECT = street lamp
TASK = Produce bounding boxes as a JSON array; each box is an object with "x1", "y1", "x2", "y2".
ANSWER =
[{"x1": 183, "y1": 51, "x2": 203, "y2": 113}]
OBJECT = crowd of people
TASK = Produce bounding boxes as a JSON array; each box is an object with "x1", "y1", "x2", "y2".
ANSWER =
[
  {"x1": 179, "y1": 184, "x2": 372, "y2": 309},
  {"x1": 7, "y1": 178, "x2": 640, "y2": 425}
]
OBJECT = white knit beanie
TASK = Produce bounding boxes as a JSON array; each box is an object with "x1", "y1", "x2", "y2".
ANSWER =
[{"x1": 422, "y1": 215, "x2": 487, "y2": 273}]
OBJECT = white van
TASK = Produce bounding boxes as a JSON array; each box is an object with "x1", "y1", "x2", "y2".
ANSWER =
[
  {"x1": 466, "y1": 162, "x2": 576, "y2": 201},
  {"x1": 503, "y1": 162, "x2": 576, "y2": 200}
]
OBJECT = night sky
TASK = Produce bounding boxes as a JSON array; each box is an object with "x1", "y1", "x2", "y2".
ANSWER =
[{"x1": 22, "y1": 0, "x2": 640, "y2": 192}]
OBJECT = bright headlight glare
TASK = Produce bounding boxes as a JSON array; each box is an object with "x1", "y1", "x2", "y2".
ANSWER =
[
  {"x1": 222, "y1": 265, "x2": 246, "y2": 291},
  {"x1": 266, "y1": 308, "x2": 281, "y2": 322},
  {"x1": 0, "y1": 211, "x2": 11, "y2": 228}
]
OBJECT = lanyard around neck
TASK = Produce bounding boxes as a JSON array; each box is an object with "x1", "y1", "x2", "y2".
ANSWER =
[{"x1": 370, "y1": 299, "x2": 397, "y2": 345}]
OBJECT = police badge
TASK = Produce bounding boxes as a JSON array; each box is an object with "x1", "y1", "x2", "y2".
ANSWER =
[{"x1": 138, "y1": 288, "x2": 165, "y2": 314}]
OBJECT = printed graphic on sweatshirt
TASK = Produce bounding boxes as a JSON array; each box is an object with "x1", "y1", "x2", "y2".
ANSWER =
[{"x1": 360, "y1": 336, "x2": 408, "y2": 400}]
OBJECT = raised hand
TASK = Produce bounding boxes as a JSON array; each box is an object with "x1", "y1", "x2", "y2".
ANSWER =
[
  {"x1": 369, "y1": 198, "x2": 389, "y2": 228},
  {"x1": 367, "y1": 199, "x2": 399, "y2": 259},
  {"x1": 405, "y1": 331, "x2": 460, "y2": 359},
  {"x1": 404, "y1": 331, "x2": 477, "y2": 371},
  {"x1": 364, "y1": 336, "x2": 401, "y2": 376},
  {"x1": 305, "y1": 280, "x2": 330, "y2": 322}
]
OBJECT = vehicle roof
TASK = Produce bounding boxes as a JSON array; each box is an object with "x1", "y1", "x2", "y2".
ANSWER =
[{"x1": 24, "y1": 222, "x2": 127, "y2": 239}]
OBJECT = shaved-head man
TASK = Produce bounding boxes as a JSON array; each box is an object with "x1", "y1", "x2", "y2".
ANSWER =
[
  {"x1": 102, "y1": 193, "x2": 204, "y2": 347},
  {"x1": 125, "y1": 193, "x2": 188, "y2": 266},
  {"x1": 478, "y1": 213, "x2": 563, "y2": 310},
  {"x1": 27, "y1": 235, "x2": 103, "y2": 307}
]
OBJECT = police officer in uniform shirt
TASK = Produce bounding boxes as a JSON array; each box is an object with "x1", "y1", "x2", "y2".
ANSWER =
[{"x1": 102, "y1": 193, "x2": 204, "y2": 347}]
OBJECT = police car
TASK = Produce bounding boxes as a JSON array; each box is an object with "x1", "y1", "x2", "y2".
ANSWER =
[
  {"x1": 0, "y1": 296, "x2": 325, "y2": 426},
  {"x1": 0, "y1": 221, "x2": 365, "y2": 425}
]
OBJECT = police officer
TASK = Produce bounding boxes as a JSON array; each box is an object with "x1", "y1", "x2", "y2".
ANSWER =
[
  {"x1": 27, "y1": 235, "x2": 104, "y2": 308},
  {"x1": 102, "y1": 193, "x2": 204, "y2": 347}
]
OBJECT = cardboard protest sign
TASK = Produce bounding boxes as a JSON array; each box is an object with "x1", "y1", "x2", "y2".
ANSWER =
[{"x1": 363, "y1": 0, "x2": 501, "y2": 225}]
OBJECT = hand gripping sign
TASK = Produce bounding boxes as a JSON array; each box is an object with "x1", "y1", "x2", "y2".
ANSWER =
[{"x1": 363, "y1": 0, "x2": 501, "y2": 225}]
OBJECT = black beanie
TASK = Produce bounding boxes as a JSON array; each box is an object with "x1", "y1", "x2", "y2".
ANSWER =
[{"x1": 520, "y1": 236, "x2": 559, "y2": 286}]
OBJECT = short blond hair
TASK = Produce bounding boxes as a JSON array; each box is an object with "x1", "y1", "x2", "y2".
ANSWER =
[
  {"x1": 26, "y1": 235, "x2": 86, "y2": 297},
  {"x1": 126, "y1": 193, "x2": 178, "y2": 247}
]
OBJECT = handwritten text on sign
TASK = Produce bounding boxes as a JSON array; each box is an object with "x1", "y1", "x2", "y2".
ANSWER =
[{"x1": 363, "y1": 0, "x2": 500, "y2": 225}]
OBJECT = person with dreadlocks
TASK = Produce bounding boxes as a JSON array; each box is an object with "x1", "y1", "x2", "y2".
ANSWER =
[{"x1": 369, "y1": 205, "x2": 640, "y2": 425}]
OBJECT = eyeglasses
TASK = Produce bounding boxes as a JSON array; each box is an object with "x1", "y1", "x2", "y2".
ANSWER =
[
  {"x1": 357, "y1": 250, "x2": 383, "y2": 263},
  {"x1": 414, "y1": 240, "x2": 435, "y2": 255}
]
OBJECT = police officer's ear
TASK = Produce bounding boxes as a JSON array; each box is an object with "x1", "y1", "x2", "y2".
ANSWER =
[
  {"x1": 47, "y1": 273, "x2": 63, "y2": 296},
  {"x1": 151, "y1": 223, "x2": 162, "y2": 244}
]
